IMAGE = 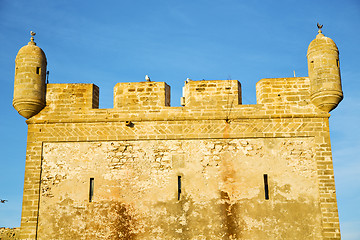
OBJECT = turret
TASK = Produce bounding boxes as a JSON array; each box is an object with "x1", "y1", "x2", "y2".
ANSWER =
[
  {"x1": 13, "y1": 31, "x2": 47, "y2": 119},
  {"x1": 307, "y1": 24, "x2": 343, "y2": 112}
]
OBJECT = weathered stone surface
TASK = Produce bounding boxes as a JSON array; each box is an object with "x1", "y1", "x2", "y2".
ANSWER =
[{"x1": 37, "y1": 138, "x2": 321, "y2": 239}]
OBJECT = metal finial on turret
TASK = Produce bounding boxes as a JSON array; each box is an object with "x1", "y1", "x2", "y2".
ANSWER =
[
  {"x1": 29, "y1": 31, "x2": 36, "y2": 45},
  {"x1": 317, "y1": 23, "x2": 323, "y2": 34}
]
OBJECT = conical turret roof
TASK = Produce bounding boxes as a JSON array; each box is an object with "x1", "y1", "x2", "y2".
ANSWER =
[
  {"x1": 16, "y1": 31, "x2": 47, "y2": 61},
  {"x1": 307, "y1": 26, "x2": 338, "y2": 56}
]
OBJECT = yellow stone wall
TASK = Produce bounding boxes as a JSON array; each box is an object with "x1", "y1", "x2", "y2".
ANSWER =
[
  {"x1": 18, "y1": 78, "x2": 341, "y2": 239},
  {"x1": 37, "y1": 138, "x2": 322, "y2": 239}
]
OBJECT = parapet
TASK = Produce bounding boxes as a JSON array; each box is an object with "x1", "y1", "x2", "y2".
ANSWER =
[{"x1": 35, "y1": 77, "x2": 320, "y2": 119}]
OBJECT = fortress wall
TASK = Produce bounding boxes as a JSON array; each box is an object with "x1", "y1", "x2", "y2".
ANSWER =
[
  {"x1": 14, "y1": 29, "x2": 343, "y2": 240},
  {"x1": 18, "y1": 79, "x2": 340, "y2": 239},
  {"x1": 20, "y1": 113, "x2": 340, "y2": 239}
]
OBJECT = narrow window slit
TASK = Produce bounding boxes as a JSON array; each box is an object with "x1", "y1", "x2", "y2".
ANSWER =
[
  {"x1": 36, "y1": 67, "x2": 41, "y2": 75},
  {"x1": 89, "y1": 178, "x2": 94, "y2": 202},
  {"x1": 178, "y1": 176, "x2": 181, "y2": 200},
  {"x1": 263, "y1": 174, "x2": 269, "y2": 200}
]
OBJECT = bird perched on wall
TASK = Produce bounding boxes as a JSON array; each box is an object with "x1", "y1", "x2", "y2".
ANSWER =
[
  {"x1": 0, "y1": 199, "x2": 8, "y2": 203},
  {"x1": 145, "y1": 75, "x2": 151, "y2": 82},
  {"x1": 186, "y1": 78, "x2": 191, "y2": 83}
]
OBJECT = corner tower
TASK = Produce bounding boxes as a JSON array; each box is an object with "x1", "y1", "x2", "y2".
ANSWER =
[
  {"x1": 13, "y1": 31, "x2": 47, "y2": 119},
  {"x1": 307, "y1": 24, "x2": 343, "y2": 112}
]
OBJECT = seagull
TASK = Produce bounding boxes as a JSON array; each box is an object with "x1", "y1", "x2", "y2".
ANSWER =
[
  {"x1": 0, "y1": 199, "x2": 8, "y2": 203},
  {"x1": 145, "y1": 75, "x2": 151, "y2": 82},
  {"x1": 186, "y1": 78, "x2": 191, "y2": 83}
]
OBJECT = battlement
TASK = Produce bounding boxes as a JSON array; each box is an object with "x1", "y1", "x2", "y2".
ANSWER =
[
  {"x1": 39, "y1": 78, "x2": 316, "y2": 114},
  {"x1": 23, "y1": 77, "x2": 327, "y2": 125}
]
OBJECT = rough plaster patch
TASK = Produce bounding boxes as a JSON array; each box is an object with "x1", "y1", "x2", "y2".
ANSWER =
[{"x1": 38, "y1": 137, "x2": 321, "y2": 239}]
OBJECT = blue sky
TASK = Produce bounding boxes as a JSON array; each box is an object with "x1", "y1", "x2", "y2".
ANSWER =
[{"x1": 0, "y1": 0, "x2": 359, "y2": 238}]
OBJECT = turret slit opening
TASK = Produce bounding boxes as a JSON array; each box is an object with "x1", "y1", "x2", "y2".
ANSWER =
[
  {"x1": 178, "y1": 176, "x2": 181, "y2": 200},
  {"x1": 89, "y1": 178, "x2": 94, "y2": 202},
  {"x1": 36, "y1": 67, "x2": 41, "y2": 75},
  {"x1": 263, "y1": 174, "x2": 269, "y2": 200}
]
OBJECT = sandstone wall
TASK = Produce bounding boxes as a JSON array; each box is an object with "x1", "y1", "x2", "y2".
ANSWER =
[{"x1": 18, "y1": 79, "x2": 340, "y2": 239}]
